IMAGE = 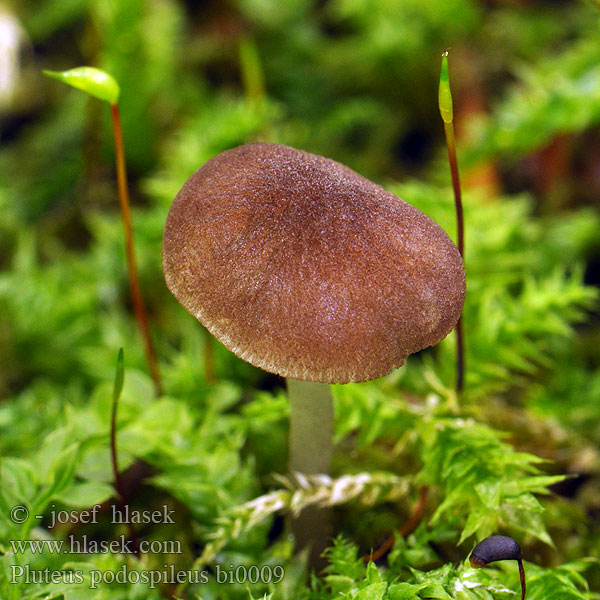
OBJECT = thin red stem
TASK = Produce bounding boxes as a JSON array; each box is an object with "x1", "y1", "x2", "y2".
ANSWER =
[
  {"x1": 518, "y1": 559, "x2": 527, "y2": 600},
  {"x1": 110, "y1": 380, "x2": 140, "y2": 555},
  {"x1": 443, "y1": 121, "x2": 465, "y2": 393},
  {"x1": 110, "y1": 103, "x2": 162, "y2": 396},
  {"x1": 365, "y1": 486, "x2": 429, "y2": 563}
]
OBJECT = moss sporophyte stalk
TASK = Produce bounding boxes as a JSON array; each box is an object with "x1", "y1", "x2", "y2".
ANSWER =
[
  {"x1": 43, "y1": 66, "x2": 162, "y2": 397},
  {"x1": 439, "y1": 50, "x2": 466, "y2": 393},
  {"x1": 110, "y1": 349, "x2": 139, "y2": 555},
  {"x1": 470, "y1": 536, "x2": 527, "y2": 600}
]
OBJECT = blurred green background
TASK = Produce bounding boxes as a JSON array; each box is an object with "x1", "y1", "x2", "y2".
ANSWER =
[
  {"x1": 2, "y1": 0, "x2": 599, "y2": 392},
  {"x1": 1, "y1": 1, "x2": 600, "y2": 599}
]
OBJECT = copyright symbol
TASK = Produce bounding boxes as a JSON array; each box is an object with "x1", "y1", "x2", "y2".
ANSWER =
[{"x1": 10, "y1": 505, "x2": 29, "y2": 524}]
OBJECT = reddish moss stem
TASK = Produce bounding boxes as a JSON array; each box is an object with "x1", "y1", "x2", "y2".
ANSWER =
[
  {"x1": 365, "y1": 485, "x2": 428, "y2": 563},
  {"x1": 110, "y1": 355, "x2": 140, "y2": 555},
  {"x1": 439, "y1": 51, "x2": 465, "y2": 394},
  {"x1": 518, "y1": 559, "x2": 527, "y2": 600},
  {"x1": 443, "y1": 111, "x2": 465, "y2": 393},
  {"x1": 110, "y1": 103, "x2": 162, "y2": 396},
  {"x1": 443, "y1": 122, "x2": 464, "y2": 257}
]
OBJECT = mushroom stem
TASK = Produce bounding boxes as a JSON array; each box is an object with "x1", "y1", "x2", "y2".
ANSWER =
[
  {"x1": 202, "y1": 327, "x2": 217, "y2": 384},
  {"x1": 286, "y1": 379, "x2": 333, "y2": 475},
  {"x1": 286, "y1": 378, "x2": 334, "y2": 564}
]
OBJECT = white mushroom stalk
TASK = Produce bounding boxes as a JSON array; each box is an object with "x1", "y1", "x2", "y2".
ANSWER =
[
  {"x1": 286, "y1": 379, "x2": 333, "y2": 476},
  {"x1": 286, "y1": 378, "x2": 334, "y2": 562}
]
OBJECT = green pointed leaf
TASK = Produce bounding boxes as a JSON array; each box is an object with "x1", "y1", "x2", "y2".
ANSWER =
[
  {"x1": 365, "y1": 560, "x2": 383, "y2": 584},
  {"x1": 55, "y1": 481, "x2": 115, "y2": 507},
  {"x1": 324, "y1": 575, "x2": 354, "y2": 595},
  {"x1": 355, "y1": 582, "x2": 388, "y2": 600},
  {"x1": 43, "y1": 66, "x2": 120, "y2": 104},
  {"x1": 388, "y1": 582, "x2": 427, "y2": 599}
]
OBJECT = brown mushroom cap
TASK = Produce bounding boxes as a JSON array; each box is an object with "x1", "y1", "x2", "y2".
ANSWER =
[{"x1": 162, "y1": 143, "x2": 465, "y2": 384}]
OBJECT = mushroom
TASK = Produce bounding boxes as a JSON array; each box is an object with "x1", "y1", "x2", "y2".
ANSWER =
[{"x1": 162, "y1": 142, "x2": 465, "y2": 555}]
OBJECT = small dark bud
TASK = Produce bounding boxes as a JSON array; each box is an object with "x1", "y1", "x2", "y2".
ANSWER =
[{"x1": 469, "y1": 535, "x2": 522, "y2": 568}]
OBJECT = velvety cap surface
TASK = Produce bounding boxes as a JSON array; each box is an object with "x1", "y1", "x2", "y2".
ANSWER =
[{"x1": 163, "y1": 143, "x2": 465, "y2": 383}]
